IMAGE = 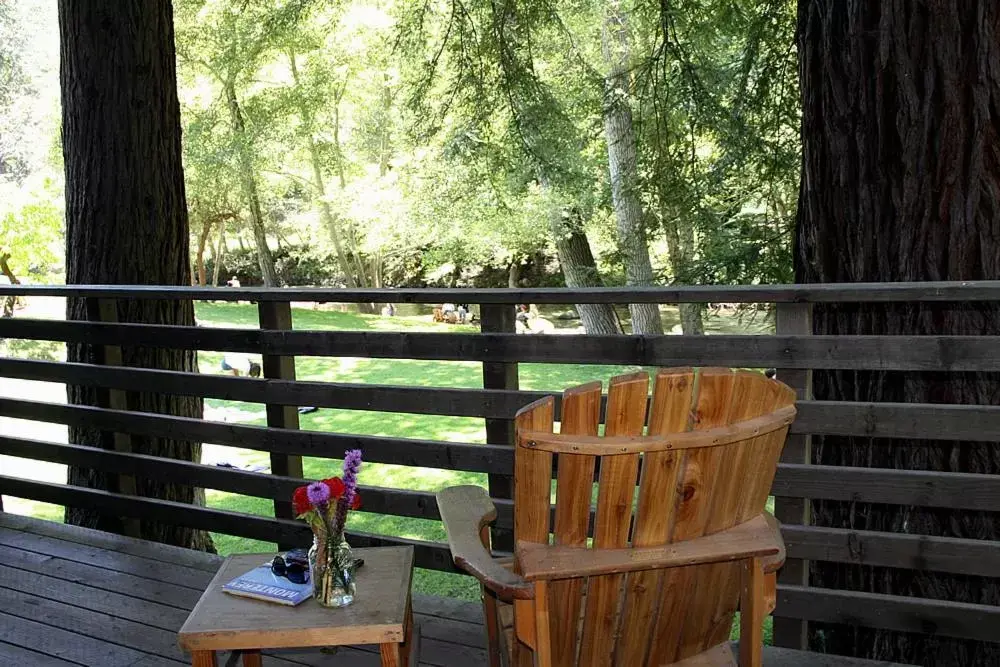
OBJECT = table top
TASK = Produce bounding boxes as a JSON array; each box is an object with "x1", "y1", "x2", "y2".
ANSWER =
[{"x1": 178, "y1": 546, "x2": 414, "y2": 651}]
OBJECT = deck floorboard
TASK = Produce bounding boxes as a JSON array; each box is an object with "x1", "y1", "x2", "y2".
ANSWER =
[{"x1": 0, "y1": 514, "x2": 909, "y2": 666}]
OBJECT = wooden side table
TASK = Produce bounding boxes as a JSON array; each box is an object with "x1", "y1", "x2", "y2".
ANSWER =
[{"x1": 178, "y1": 547, "x2": 417, "y2": 667}]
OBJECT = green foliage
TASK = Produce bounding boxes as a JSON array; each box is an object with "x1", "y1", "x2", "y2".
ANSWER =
[
  {"x1": 0, "y1": 175, "x2": 63, "y2": 281},
  {"x1": 207, "y1": 244, "x2": 347, "y2": 288},
  {"x1": 1, "y1": 0, "x2": 800, "y2": 292},
  {"x1": 632, "y1": 0, "x2": 799, "y2": 286}
]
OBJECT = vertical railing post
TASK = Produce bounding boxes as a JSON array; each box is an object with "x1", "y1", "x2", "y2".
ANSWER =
[
  {"x1": 772, "y1": 302, "x2": 813, "y2": 650},
  {"x1": 479, "y1": 302, "x2": 517, "y2": 553},
  {"x1": 87, "y1": 297, "x2": 141, "y2": 538},
  {"x1": 258, "y1": 299, "x2": 303, "y2": 544}
]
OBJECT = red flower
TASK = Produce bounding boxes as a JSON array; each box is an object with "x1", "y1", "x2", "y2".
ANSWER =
[
  {"x1": 324, "y1": 477, "x2": 345, "y2": 499},
  {"x1": 292, "y1": 486, "x2": 311, "y2": 516},
  {"x1": 351, "y1": 492, "x2": 362, "y2": 510}
]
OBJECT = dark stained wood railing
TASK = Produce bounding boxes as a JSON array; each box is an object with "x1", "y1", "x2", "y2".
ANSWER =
[{"x1": 2, "y1": 282, "x2": 1000, "y2": 651}]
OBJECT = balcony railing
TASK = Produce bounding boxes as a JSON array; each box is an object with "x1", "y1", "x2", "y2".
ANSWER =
[{"x1": 2, "y1": 282, "x2": 1000, "y2": 653}]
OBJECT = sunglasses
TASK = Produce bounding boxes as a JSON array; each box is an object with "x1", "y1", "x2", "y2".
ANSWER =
[{"x1": 271, "y1": 554, "x2": 310, "y2": 584}]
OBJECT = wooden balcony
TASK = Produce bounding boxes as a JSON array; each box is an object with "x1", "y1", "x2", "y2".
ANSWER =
[
  {"x1": 2, "y1": 282, "x2": 1000, "y2": 665},
  {"x1": 0, "y1": 514, "x2": 908, "y2": 666}
]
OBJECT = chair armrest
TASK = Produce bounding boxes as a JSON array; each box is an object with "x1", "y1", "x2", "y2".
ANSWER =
[
  {"x1": 517, "y1": 513, "x2": 781, "y2": 581},
  {"x1": 436, "y1": 485, "x2": 534, "y2": 600},
  {"x1": 761, "y1": 512, "x2": 786, "y2": 574}
]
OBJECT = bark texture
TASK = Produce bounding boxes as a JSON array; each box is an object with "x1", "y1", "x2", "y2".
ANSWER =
[
  {"x1": 0, "y1": 248, "x2": 19, "y2": 317},
  {"x1": 795, "y1": 2, "x2": 1000, "y2": 664},
  {"x1": 211, "y1": 221, "x2": 225, "y2": 286},
  {"x1": 663, "y1": 213, "x2": 704, "y2": 335},
  {"x1": 59, "y1": 0, "x2": 213, "y2": 552},
  {"x1": 224, "y1": 81, "x2": 279, "y2": 287},
  {"x1": 601, "y1": 1, "x2": 662, "y2": 335},
  {"x1": 550, "y1": 210, "x2": 623, "y2": 335},
  {"x1": 508, "y1": 259, "x2": 521, "y2": 288}
]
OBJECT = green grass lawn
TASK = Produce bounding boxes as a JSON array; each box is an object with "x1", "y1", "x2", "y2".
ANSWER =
[
  {"x1": 2, "y1": 300, "x2": 776, "y2": 616},
  {"x1": 195, "y1": 302, "x2": 653, "y2": 600}
]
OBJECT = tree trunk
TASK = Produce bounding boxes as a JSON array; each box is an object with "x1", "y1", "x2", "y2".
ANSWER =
[
  {"x1": 550, "y1": 210, "x2": 623, "y2": 335},
  {"x1": 59, "y1": 0, "x2": 213, "y2": 552},
  {"x1": 663, "y1": 214, "x2": 704, "y2": 335},
  {"x1": 211, "y1": 221, "x2": 225, "y2": 287},
  {"x1": 377, "y1": 72, "x2": 392, "y2": 178},
  {"x1": 0, "y1": 249, "x2": 19, "y2": 317},
  {"x1": 194, "y1": 218, "x2": 213, "y2": 287},
  {"x1": 333, "y1": 88, "x2": 347, "y2": 190},
  {"x1": 223, "y1": 80, "x2": 278, "y2": 287},
  {"x1": 796, "y1": 2, "x2": 1000, "y2": 664},
  {"x1": 601, "y1": 1, "x2": 662, "y2": 335},
  {"x1": 508, "y1": 258, "x2": 521, "y2": 288},
  {"x1": 287, "y1": 50, "x2": 357, "y2": 288}
]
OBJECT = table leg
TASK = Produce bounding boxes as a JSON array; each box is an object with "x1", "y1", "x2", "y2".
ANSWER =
[
  {"x1": 381, "y1": 593, "x2": 416, "y2": 667},
  {"x1": 241, "y1": 650, "x2": 264, "y2": 667},
  {"x1": 380, "y1": 642, "x2": 402, "y2": 667},
  {"x1": 191, "y1": 650, "x2": 217, "y2": 667}
]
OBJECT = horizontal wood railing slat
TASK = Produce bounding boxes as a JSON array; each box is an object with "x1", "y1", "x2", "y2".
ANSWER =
[
  {"x1": 781, "y1": 525, "x2": 1000, "y2": 578},
  {"x1": 0, "y1": 357, "x2": 536, "y2": 419},
  {"x1": 791, "y1": 400, "x2": 1000, "y2": 442},
  {"x1": 6, "y1": 281, "x2": 1000, "y2": 303},
  {"x1": 0, "y1": 398, "x2": 511, "y2": 473},
  {"x1": 775, "y1": 584, "x2": 1000, "y2": 643},
  {"x1": 0, "y1": 475, "x2": 455, "y2": 572},
  {"x1": 772, "y1": 464, "x2": 1000, "y2": 511},
  {"x1": 6, "y1": 318, "x2": 1000, "y2": 371}
]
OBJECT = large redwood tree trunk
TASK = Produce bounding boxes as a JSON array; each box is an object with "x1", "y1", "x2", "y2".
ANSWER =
[
  {"x1": 59, "y1": 0, "x2": 213, "y2": 552},
  {"x1": 795, "y1": 2, "x2": 1000, "y2": 664}
]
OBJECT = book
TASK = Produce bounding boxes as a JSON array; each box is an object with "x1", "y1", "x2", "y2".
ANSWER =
[{"x1": 222, "y1": 565, "x2": 312, "y2": 606}]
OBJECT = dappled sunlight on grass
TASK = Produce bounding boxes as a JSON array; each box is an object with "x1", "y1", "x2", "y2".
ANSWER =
[
  {"x1": 305, "y1": 409, "x2": 486, "y2": 443},
  {"x1": 297, "y1": 355, "x2": 483, "y2": 388},
  {"x1": 204, "y1": 402, "x2": 267, "y2": 424}
]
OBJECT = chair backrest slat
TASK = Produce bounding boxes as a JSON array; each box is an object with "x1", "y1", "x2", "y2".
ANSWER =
[
  {"x1": 514, "y1": 396, "x2": 555, "y2": 547},
  {"x1": 549, "y1": 382, "x2": 602, "y2": 667},
  {"x1": 692, "y1": 373, "x2": 783, "y2": 652},
  {"x1": 513, "y1": 367, "x2": 796, "y2": 667},
  {"x1": 577, "y1": 373, "x2": 649, "y2": 667}
]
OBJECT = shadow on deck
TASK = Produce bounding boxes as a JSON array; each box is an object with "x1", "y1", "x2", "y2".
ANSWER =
[{"x1": 0, "y1": 514, "x2": 909, "y2": 667}]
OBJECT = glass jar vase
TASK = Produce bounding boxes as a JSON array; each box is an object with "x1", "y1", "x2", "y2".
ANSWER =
[{"x1": 308, "y1": 531, "x2": 357, "y2": 607}]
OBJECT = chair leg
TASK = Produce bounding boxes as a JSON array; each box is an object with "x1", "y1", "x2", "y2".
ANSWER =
[
  {"x1": 533, "y1": 582, "x2": 552, "y2": 667},
  {"x1": 739, "y1": 557, "x2": 765, "y2": 667},
  {"x1": 482, "y1": 585, "x2": 504, "y2": 667}
]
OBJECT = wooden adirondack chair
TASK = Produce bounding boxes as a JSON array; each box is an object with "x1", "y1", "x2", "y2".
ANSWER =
[{"x1": 437, "y1": 368, "x2": 797, "y2": 667}]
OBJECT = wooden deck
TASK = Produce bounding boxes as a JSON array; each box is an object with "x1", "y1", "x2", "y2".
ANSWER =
[{"x1": 0, "y1": 514, "x2": 911, "y2": 667}]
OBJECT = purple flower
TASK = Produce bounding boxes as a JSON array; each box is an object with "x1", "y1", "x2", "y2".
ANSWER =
[
  {"x1": 307, "y1": 481, "x2": 330, "y2": 507},
  {"x1": 342, "y1": 449, "x2": 362, "y2": 506},
  {"x1": 334, "y1": 449, "x2": 363, "y2": 532}
]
